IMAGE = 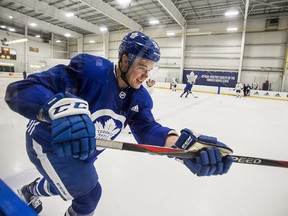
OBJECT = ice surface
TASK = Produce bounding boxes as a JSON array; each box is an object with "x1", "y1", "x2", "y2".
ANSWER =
[{"x1": 1, "y1": 87, "x2": 288, "y2": 216}]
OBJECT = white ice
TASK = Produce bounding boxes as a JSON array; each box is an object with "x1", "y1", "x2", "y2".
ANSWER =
[{"x1": 1, "y1": 85, "x2": 288, "y2": 216}]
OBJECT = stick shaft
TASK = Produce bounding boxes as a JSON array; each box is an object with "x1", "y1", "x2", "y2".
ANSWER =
[
  {"x1": 97, "y1": 139, "x2": 198, "y2": 158},
  {"x1": 97, "y1": 140, "x2": 288, "y2": 168},
  {"x1": 231, "y1": 155, "x2": 288, "y2": 168}
]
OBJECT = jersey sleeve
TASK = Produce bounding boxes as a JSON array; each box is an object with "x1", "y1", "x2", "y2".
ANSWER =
[
  {"x1": 129, "y1": 109, "x2": 172, "y2": 147},
  {"x1": 5, "y1": 65, "x2": 70, "y2": 120},
  {"x1": 5, "y1": 53, "x2": 106, "y2": 120},
  {"x1": 128, "y1": 89, "x2": 174, "y2": 147}
]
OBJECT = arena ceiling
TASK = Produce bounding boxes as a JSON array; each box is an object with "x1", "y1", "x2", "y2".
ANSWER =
[{"x1": 0, "y1": 0, "x2": 287, "y2": 40}]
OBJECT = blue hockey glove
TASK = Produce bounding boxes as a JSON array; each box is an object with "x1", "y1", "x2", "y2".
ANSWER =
[
  {"x1": 174, "y1": 128, "x2": 233, "y2": 176},
  {"x1": 38, "y1": 92, "x2": 96, "y2": 160}
]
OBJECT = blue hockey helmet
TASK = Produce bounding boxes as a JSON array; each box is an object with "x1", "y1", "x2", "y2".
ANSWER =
[{"x1": 118, "y1": 31, "x2": 161, "y2": 64}]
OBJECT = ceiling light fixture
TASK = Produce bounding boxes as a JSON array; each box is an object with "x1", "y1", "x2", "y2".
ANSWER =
[
  {"x1": 225, "y1": 10, "x2": 239, "y2": 17},
  {"x1": 65, "y1": 12, "x2": 74, "y2": 17},
  {"x1": 149, "y1": 19, "x2": 159, "y2": 25},
  {"x1": 166, "y1": 32, "x2": 175, "y2": 36},
  {"x1": 35, "y1": 35, "x2": 41, "y2": 38},
  {"x1": 29, "y1": 65, "x2": 42, "y2": 68},
  {"x1": 117, "y1": 0, "x2": 131, "y2": 4},
  {"x1": 0, "y1": 25, "x2": 6, "y2": 29},
  {"x1": 100, "y1": 27, "x2": 107, "y2": 32},
  {"x1": 227, "y1": 27, "x2": 238, "y2": 32},
  {"x1": 30, "y1": 23, "x2": 37, "y2": 27},
  {"x1": 8, "y1": 28, "x2": 16, "y2": 32},
  {"x1": 64, "y1": 33, "x2": 71, "y2": 37},
  {"x1": 6, "y1": 38, "x2": 28, "y2": 44},
  {"x1": 0, "y1": 62, "x2": 14, "y2": 66},
  {"x1": 55, "y1": 40, "x2": 61, "y2": 43}
]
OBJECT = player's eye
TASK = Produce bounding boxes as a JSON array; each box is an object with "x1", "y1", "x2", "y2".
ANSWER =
[{"x1": 136, "y1": 66, "x2": 148, "y2": 74}]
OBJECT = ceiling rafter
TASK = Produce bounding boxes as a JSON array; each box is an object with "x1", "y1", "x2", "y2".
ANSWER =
[
  {"x1": 78, "y1": 0, "x2": 143, "y2": 31},
  {"x1": 0, "y1": 0, "x2": 287, "y2": 37}
]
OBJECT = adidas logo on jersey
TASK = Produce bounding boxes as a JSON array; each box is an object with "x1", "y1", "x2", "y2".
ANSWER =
[{"x1": 131, "y1": 105, "x2": 139, "y2": 112}]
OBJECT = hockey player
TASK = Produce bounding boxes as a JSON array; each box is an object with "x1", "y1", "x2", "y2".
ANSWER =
[
  {"x1": 143, "y1": 75, "x2": 156, "y2": 95},
  {"x1": 5, "y1": 31, "x2": 233, "y2": 216},
  {"x1": 171, "y1": 78, "x2": 177, "y2": 91},
  {"x1": 180, "y1": 71, "x2": 197, "y2": 98},
  {"x1": 235, "y1": 82, "x2": 243, "y2": 98}
]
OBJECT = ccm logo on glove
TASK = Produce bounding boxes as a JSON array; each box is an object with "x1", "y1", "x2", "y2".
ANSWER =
[
  {"x1": 52, "y1": 101, "x2": 88, "y2": 115},
  {"x1": 48, "y1": 98, "x2": 90, "y2": 120},
  {"x1": 181, "y1": 136, "x2": 193, "y2": 149}
]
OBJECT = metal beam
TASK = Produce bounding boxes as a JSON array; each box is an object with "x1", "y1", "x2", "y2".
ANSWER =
[
  {"x1": 8, "y1": 0, "x2": 104, "y2": 34},
  {"x1": 0, "y1": 6, "x2": 82, "y2": 38},
  {"x1": 79, "y1": 0, "x2": 143, "y2": 31},
  {"x1": 157, "y1": 0, "x2": 187, "y2": 29},
  {"x1": 238, "y1": 0, "x2": 250, "y2": 82}
]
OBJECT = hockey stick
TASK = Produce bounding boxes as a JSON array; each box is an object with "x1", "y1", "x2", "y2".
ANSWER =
[
  {"x1": 189, "y1": 91, "x2": 198, "y2": 98},
  {"x1": 97, "y1": 139, "x2": 288, "y2": 168}
]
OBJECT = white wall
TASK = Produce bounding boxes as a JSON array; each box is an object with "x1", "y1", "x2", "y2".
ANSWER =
[
  {"x1": 1, "y1": 13, "x2": 287, "y2": 91},
  {"x1": 0, "y1": 29, "x2": 68, "y2": 74},
  {"x1": 183, "y1": 15, "x2": 288, "y2": 91},
  {"x1": 68, "y1": 14, "x2": 288, "y2": 90}
]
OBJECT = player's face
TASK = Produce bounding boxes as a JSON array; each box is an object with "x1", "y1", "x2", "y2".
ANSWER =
[{"x1": 127, "y1": 57, "x2": 155, "y2": 89}]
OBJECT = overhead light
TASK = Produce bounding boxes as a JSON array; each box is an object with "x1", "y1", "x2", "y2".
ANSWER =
[
  {"x1": 166, "y1": 32, "x2": 175, "y2": 36},
  {"x1": 0, "y1": 62, "x2": 14, "y2": 66},
  {"x1": 35, "y1": 35, "x2": 41, "y2": 38},
  {"x1": 89, "y1": 40, "x2": 95, "y2": 43},
  {"x1": 29, "y1": 65, "x2": 42, "y2": 68},
  {"x1": 100, "y1": 26, "x2": 107, "y2": 32},
  {"x1": 65, "y1": 12, "x2": 74, "y2": 17},
  {"x1": 187, "y1": 28, "x2": 200, "y2": 33},
  {"x1": 8, "y1": 16, "x2": 13, "y2": 19},
  {"x1": 8, "y1": 28, "x2": 16, "y2": 32},
  {"x1": 187, "y1": 31, "x2": 212, "y2": 36},
  {"x1": 149, "y1": 19, "x2": 159, "y2": 25},
  {"x1": 64, "y1": 33, "x2": 71, "y2": 37},
  {"x1": 55, "y1": 40, "x2": 61, "y2": 43},
  {"x1": 30, "y1": 23, "x2": 37, "y2": 27},
  {"x1": 117, "y1": 0, "x2": 131, "y2": 4},
  {"x1": 0, "y1": 25, "x2": 6, "y2": 29},
  {"x1": 225, "y1": 10, "x2": 239, "y2": 17},
  {"x1": 227, "y1": 27, "x2": 238, "y2": 32},
  {"x1": 6, "y1": 38, "x2": 28, "y2": 44}
]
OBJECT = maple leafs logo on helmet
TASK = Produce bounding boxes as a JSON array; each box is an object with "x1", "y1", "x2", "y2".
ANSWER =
[
  {"x1": 119, "y1": 31, "x2": 161, "y2": 64},
  {"x1": 129, "y1": 32, "x2": 139, "y2": 39}
]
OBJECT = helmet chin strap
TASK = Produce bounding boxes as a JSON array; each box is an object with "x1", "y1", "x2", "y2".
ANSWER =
[{"x1": 118, "y1": 57, "x2": 131, "y2": 88}]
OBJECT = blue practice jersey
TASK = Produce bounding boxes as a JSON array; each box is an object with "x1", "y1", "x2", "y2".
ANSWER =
[{"x1": 5, "y1": 54, "x2": 172, "y2": 156}]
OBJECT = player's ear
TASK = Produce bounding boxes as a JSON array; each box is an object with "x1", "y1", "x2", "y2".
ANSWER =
[{"x1": 121, "y1": 53, "x2": 128, "y2": 66}]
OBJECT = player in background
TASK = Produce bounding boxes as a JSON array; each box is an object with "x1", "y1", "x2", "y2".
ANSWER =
[
  {"x1": 171, "y1": 78, "x2": 177, "y2": 91},
  {"x1": 235, "y1": 82, "x2": 243, "y2": 98},
  {"x1": 5, "y1": 31, "x2": 233, "y2": 216},
  {"x1": 243, "y1": 84, "x2": 248, "y2": 97},
  {"x1": 246, "y1": 84, "x2": 251, "y2": 96},
  {"x1": 180, "y1": 71, "x2": 197, "y2": 98},
  {"x1": 23, "y1": 71, "x2": 27, "y2": 79},
  {"x1": 143, "y1": 75, "x2": 156, "y2": 95}
]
